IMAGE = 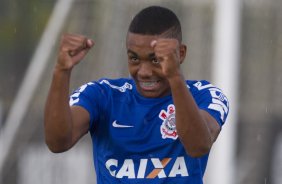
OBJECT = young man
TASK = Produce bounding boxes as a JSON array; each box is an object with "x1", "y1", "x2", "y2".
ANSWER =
[{"x1": 44, "y1": 6, "x2": 229, "y2": 184}]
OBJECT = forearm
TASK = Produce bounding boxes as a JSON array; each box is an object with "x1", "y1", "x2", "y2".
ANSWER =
[
  {"x1": 168, "y1": 75, "x2": 212, "y2": 157},
  {"x1": 44, "y1": 68, "x2": 73, "y2": 152}
]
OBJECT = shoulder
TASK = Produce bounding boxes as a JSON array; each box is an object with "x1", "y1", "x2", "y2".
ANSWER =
[
  {"x1": 75, "y1": 78, "x2": 133, "y2": 92},
  {"x1": 186, "y1": 79, "x2": 229, "y2": 111},
  {"x1": 70, "y1": 78, "x2": 133, "y2": 101},
  {"x1": 186, "y1": 80, "x2": 215, "y2": 91},
  {"x1": 90, "y1": 78, "x2": 134, "y2": 101},
  {"x1": 187, "y1": 80, "x2": 229, "y2": 125},
  {"x1": 186, "y1": 79, "x2": 228, "y2": 101},
  {"x1": 92, "y1": 78, "x2": 135, "y2": 100},
  {"x1": 97, "y1": 78, "x2": 134, "y2": 92},
  {"x1": 186, "y1": 80, "x2": 226, "y2": 97}
]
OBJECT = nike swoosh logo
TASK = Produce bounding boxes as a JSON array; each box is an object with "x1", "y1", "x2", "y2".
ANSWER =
[{"x1": 112, "y1": 120, "x2": 134, "y2": 128}]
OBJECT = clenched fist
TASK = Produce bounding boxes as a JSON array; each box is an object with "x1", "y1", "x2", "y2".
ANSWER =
[
  {"x1": 56, "y1": 34, "x2": 94, "y2": 71},
  {"x1": 150, "y1": 38, "x2": 186, "y2": 80}
]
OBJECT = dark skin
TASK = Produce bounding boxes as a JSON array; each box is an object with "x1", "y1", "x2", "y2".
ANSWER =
[
  {"x1": 44, "y1": 34, "x2": 93, "y2": 152},
  {"x1": 44, "y1": 32, "x2": 220, "y2": 157},
  {"x1": 127, "y1": 33, "x2": 220, "y2": 157}
]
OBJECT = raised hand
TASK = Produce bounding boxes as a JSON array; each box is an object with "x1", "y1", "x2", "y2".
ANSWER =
[
  {"x1": 150, "y1": 38, "x2": 183, "y2": 80},
  {"x1": 57, "y1": 33, "x2": 94, "y2": 71}
]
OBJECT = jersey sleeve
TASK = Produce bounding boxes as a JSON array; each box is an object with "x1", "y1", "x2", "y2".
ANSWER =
[
  {"x1": 191, "y1": 80, "x2": 229, "y2": 126},
  {"x1": 69, "y1": 81, "x2": 106, "y2": 131}
]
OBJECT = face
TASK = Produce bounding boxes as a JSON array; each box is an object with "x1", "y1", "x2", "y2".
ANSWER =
[{"x1": 126, "y1": 33, "x2": 171, "y2": 98}]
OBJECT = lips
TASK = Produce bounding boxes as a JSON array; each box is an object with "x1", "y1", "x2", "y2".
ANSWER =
[{"x1": 139, "y1": 80, "x2": 160, "y2": 91}]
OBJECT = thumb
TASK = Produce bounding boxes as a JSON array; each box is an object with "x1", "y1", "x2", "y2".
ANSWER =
[
  {"x1": 86, "y1": 39, "x2": 94, "y2": 48},
  {"x1": 150, "y1": 40, "x2": 157, "y2": 48}
]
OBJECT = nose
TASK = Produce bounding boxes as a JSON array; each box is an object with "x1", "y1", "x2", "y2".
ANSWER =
[{"x1": 137, "y1": 62, "x2": 153, "y2": 78}]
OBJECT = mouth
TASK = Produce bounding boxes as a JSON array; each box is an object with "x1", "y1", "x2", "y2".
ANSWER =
[{"x1": 138, "y1": 80, "x2": 160, "y2": 91}]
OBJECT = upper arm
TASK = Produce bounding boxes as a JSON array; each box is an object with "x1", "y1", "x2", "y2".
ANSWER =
[
  {"x1": 200, "y1": 110, "x2": 221, "y2": 143},
  {"x1": 68, "y1": 80, "x2": 109, "y2": 146},
  {"x1": 69, "y1": 106, "x2": 90, "y2": 147}
]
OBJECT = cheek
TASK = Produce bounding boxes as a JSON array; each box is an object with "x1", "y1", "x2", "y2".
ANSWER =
[
  {"x1": 128, "y1": 64, "x2": 138, "y2": 77},
  {"x1": 160, "y1": 79, "x2": 170, "y2": 91}
]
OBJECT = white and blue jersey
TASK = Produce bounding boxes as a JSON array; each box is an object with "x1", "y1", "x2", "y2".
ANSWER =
[{"x1": 70, "y1": 78, "x2": 229, "y2": 184}]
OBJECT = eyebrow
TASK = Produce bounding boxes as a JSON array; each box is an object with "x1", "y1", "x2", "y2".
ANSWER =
[
  {"x1": 127, "y1": 49, "x2": 156, "y2": 59},
  {"x1": 127, "y1": 49, "x2": 137, "y2": 56},
  {"x1": 148, "y1": 52, "x2": 156, "y2": 59}
]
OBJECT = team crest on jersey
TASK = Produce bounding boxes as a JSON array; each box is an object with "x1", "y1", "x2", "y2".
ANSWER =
[{"x1": 159, "y1": 104, "x2": 178, "y2": 140}]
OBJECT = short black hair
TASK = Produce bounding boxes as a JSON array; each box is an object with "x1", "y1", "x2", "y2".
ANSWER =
[{"x1": 128, "y1": 6, "x2": 182, "y2": 42}]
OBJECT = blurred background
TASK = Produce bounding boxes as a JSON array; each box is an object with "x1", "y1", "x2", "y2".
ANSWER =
[{"x1": 0, "y1": 0, "x2": 281, "y2": 184}]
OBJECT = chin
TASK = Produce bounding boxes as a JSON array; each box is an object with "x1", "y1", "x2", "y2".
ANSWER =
[
  {"x1": 137, "y1": 88, "x2": 158, "y2": 98},
  {"x1": 141, "y1": 92, "x2": 160, "y2": 98},
  {"x1": 139, "y1": 88, "x2": 169, "y2": 98}
]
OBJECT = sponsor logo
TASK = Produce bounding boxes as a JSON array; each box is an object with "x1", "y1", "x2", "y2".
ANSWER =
[
  {"x1": 159, "y1": 104, "x2": 178, "y2": 140},
  {"x1": 105, "y1": 157, "x2": 189, "y2": 179},
  {"x1": 112, "y1": 120, "x2": 134, "y2": 128}
]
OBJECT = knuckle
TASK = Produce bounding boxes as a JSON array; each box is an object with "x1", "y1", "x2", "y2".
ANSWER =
[{"x1": 61, "y1": 46, "x2": 69, "y2": 52}]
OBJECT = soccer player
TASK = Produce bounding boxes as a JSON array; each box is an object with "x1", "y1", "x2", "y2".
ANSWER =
[{"x1": 44, "y1": 6, "x2": 229, "y2": 184}]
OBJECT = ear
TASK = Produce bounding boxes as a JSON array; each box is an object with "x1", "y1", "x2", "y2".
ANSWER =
[{"x1": 179, "y1": 44, "x2": 187, "y2": 64}]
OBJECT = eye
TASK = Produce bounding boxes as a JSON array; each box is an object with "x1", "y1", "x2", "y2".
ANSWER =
[
  {"x1": 152, "y1": 58, "x2": 159, "y2": 64},
  {"x1": 129, "y1": 56, "x2": 139, "y2": 64}
]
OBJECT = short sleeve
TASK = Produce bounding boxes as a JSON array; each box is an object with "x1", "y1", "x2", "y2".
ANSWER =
[
  {"x1": 191, "y1": 80, "x2": 229, "y2": 126},
  {"x1": 69, "y1": 81, "x2": 105, "y2": 130}
]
